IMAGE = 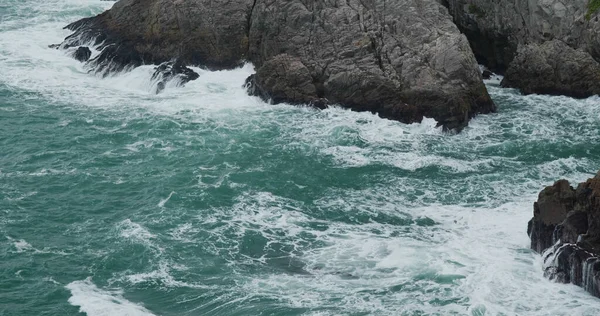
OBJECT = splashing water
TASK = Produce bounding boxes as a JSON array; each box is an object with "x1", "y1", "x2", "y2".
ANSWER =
[{"x1": 2, "y1": 1, "x2": 600, "y2": 315}]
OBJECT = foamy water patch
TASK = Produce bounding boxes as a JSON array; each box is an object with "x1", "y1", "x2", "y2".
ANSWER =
[
  {"x1": 117, "y1": 219, "x2": 163, "y2": 253},
  {"x1": 66, "y1": 278, "x2": 156, "y2": 316}
]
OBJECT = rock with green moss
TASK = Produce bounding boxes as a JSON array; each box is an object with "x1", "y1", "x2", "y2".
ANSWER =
[{"x1": 587, "y1": 0, "x2": 600, "y2": 20}]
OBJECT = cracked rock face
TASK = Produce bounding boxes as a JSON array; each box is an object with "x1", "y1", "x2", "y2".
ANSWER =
[
  {"x1": 445, "y1": 0, "x2": 600, "y2": 97},
  {"x1": 501, "y1": 40, "x2": 600, "y2": 98},
  {"x1": 247, "y1": 0, "x2": 495, "y2": 131},
  {"x1": 59, "y1": 0, "x2": 495, "y2": 130},
  {"x1": 529, "y1": 173, "x2": 600, "y2": 298}
]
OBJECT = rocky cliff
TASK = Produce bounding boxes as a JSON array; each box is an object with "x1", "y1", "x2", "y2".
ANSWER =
[
  {"x1": 445, "y1": 0, "x2": 600, "y2": 98},
  {"x1": 58, "y1": 0, "x2": 496, "y2": 131},
  {"x1": 528, "y1": 174, "x2": 600, "y2": 297}
]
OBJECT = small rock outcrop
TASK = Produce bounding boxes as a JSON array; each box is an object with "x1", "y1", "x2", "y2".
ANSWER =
[
  {"x1": 501, "y1": 40, "x2": 600, "y2": 98},
  {"x1": 58, "y1": 0, "x2": 496, "y2": 131},
  {"x1": 73, "y1": 46, "x2": 92, "y2": 62},
  {"x1": 481, "y1": 69, "x2": 493, "y2": 80},
  {"x1": 151, "y1": 61, "x2": 200, "y2": 94},
  {"x1": 245, "y1": 54, "x2": 328, "y2": 109},
  {"x1": 528, "y1": 174, "x2": 600, "y2": 298}
]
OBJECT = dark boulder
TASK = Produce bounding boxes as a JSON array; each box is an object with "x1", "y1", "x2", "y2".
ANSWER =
[
  {"x1": 501, "y1": 41, "x2": 600, "y2": 98},
  {"x1": 529, "y1": 173, "x2": 600, "y2": 298},
  {"x1": 528, "y1": 179, "x2": 576, "y2": 253},
  {"x1": 72, "y1": 46, "x2": 92, "y2": 62},
  {"x1": 245, "y1": 54, "x2": 328, "y2": 109},
  {"x1": 481, "y1": 69, "x2": 493, "y2": 80},
  {"x1": 151, "y1": 61, "x2": 199, "y2": 94},
  {"x1": 58, "y1": 0, "x2": 495, "y2": 131}
]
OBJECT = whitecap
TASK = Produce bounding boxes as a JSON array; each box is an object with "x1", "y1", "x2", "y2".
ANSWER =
[{"x1": 66, "y1": 278, "x2": 155, "y2": 316}]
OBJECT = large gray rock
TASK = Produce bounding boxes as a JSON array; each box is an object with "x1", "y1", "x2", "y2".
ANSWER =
[
  {"x1": 246, "y1": 0, "x2": 494, "y2": 130},
  {"x1": 445, "y1": 0, "x2": 600, "y2": 97},
  {"x1": 59, "y1": 0, "x2": 495, "y2": 130},
  {"x1": 501, "y1": 40, "x2": 600, "y2": 97}
]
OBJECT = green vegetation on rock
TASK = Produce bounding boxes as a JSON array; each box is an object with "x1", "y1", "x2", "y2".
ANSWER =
[
  {"x1": 587, "y1": 0, "x2": 600, "y2": 20},
  {"x1": 468, "y1": 4, "x2": 486, "y2": 18}
]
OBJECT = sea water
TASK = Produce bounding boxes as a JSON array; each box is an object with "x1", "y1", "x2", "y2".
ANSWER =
[{"x1": 2, "y1": 1, "x2": 600, "y2": 315}]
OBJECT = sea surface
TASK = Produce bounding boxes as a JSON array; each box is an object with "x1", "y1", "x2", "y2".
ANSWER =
[{"x1": 2, "y1": 1, "x2": 600, "y2": 315}]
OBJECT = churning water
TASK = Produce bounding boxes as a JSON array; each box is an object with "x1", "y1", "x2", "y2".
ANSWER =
[{"x1": 2, "y1": 1, "x2": 600, "y2": 315}]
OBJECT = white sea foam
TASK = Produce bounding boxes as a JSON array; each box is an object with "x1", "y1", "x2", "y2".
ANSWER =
[
  {"x1": 13, "y1": 239, "x2": 34, "y2": 253},
  {"x1": 117, "y1": 219, "x2": 162, "y2": 253},
  {"x1": 158, "y1": 191, "x2": 175, "y2": 208},
  {"x1": 66, "y1": 278, "x2": 156, "y2": 316}
]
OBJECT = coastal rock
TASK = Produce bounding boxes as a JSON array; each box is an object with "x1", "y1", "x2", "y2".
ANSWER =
[
  {"x1": 501, "y1": 41, "x2": 600, "y2": 98},
  {"x1": 445, "y1": 0, "x2": 600, "y2": 97},
  {"x1": 247, "y1": 0, "x2": 495, "y2": 131},
  {"x1": 151, "y1": 61, "x2": 199, "y2": 94},
  {"x1": 61, "y1": 0, "x2": 252, "y2": 72},
  {"x1": 72, "y1": 46, "x2": 92, "y2": 62},
  {"x1": 245, "y1": 54, "x2": 327, "y2": 109},
  {"x1": 529, "y1": 173, "x2": 600, "y2": 298},
  {"x1": 59, "y1": 0, "x2": 495, "y2": 131}
]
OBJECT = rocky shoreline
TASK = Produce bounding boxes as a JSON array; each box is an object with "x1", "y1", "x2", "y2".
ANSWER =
[
  {"x1": 55, "y1": 1, "x2": 600, "y2": 127},
  {"x1": 54, "y1": 1, "x2": 600, "y2": 129},
  {"x1": 56, "y1": 0, "x2": 498, "y2": 131},
  {"x1": 53, "y1": 0, "x2": 600, "y2": 299}
]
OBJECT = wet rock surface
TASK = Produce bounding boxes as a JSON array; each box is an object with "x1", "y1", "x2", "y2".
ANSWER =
[
  {"x1": 72, "y1": 46, "x2": 92, "y2": 62},
  {"x1": 529, "y1": 173, "x2": 600, "y2": 298},
  {"x1": 151, "y1": 61, "x2": 200, "y2": 94}
]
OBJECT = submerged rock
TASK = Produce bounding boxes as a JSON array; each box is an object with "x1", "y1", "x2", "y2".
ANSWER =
[
  {"x1": 529, "y1": 173, "x2": 600, "y2": 298},
  {"x1": 481, "y1": 69, "x2": 493, "y2": 80},
  {"x1": 58, "y1": 0, "x2": 495, "y2": 131},
  {"x1": 73, "y1": 46, "x2": 92, "y2": 62},
  {"x1": 151, "y1": 61, "x2": 199, "y2": 94}
]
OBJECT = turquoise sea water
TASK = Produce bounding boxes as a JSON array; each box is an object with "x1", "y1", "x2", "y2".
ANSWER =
[{"x1": 2, "y1": 1, "x2": 600, "y2": 315}]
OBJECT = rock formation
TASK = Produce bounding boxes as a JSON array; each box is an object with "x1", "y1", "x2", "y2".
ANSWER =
[
  {"x1": 57, "y1": 0, "x2": 496, "y2": 131},
  {"x1": 445, "y1": 0, "x2": 600, "y2": 98},
  {"x1": 72, "y1": 46, "x2": 92, "y2": 62},
  {"x1": 501, "y1": 40, "x2": 600, "y2": 98},
  {"x1": 151, "y1": 61, "x2": 200, "y2": 94},
  {"x1": 528, "y1": 174, "x2": 600, "y2": 298}
]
